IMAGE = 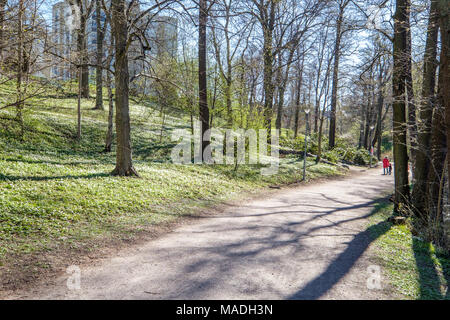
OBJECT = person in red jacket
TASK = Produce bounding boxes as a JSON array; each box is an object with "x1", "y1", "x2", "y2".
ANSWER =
[{"x1": 383, "y1": 156, "x2": 390, "y2": 175}]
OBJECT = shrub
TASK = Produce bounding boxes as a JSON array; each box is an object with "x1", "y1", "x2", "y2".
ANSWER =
[
  {"x1": 354, "y1": 149, "x2": 368, "y2": 165},
  {"x1": 353, "y1": 148, "x2": 377, "y2": 165},
  {"x1": 323, "y1": 149, "x2": 340, "y2": 163}
]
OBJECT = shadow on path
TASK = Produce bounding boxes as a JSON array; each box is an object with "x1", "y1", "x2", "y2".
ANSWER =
[
  {"x1": 288, "y1": 217, "x2": 391, "y2": 299},
  {"x1": 163, "y1": 196, "x2": 392, "y2": 299}
]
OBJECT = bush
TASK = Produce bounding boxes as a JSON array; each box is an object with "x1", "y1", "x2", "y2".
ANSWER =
[
  {"x1": 323, "y1": 149, "x2": 340, "y2": 163},
  {"x1": 354, "y1": 149, "x2": 368, "y2": 165},
  {"x1": 353, "y1": 148, "x2": 377, "y2": 165},
  {"x1": 279, "y1": 131, "x2": 379, "y2": 166}
]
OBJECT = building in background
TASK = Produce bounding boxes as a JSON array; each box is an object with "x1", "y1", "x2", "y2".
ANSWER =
[
  {"x1": 51, "y1": 1, "x2": 76, "y2": 81},
  {"x1": 50, "y1": 0, "x2": 178, "y2": 89}
]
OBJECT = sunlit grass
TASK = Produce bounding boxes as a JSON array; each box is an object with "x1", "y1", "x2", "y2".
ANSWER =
[
  {"x1": 369, "y1": 202, "x2": 450, "y2": 300},
  {"x1": 0, "y1": 85, "x2": 343, "y2": 262}
]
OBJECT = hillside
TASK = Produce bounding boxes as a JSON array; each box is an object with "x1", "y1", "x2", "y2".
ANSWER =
[{"x1": 0, "y1": 83, "x2": 344, "y2": 289}]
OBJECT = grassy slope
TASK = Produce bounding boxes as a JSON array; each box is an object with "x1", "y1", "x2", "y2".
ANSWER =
[
  {"x1": 0, "y1": 85, "x2": 343, "y2": 274},
  {"x1": 369, "y1": 201, "x2": 450, "y2": 299}
]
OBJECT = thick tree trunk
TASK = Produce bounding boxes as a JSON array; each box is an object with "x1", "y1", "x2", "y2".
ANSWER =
[
  {"x1": 94, "y1": 0, "x2": 105, "y2": 110},
  {"x1": 328, "y1": 5, "x2": 344, "y2": 149},
  {"x1": 198, "y1": 0, "x2": 210, "y2": 160},
  {"x1": 427, "y1": 91, "x2": 446, "y2": 232},
  {"x1": 111, "y1": 0, "x2": 137, "y2": 176},
  {"x1": 405, "y1": 0, "x2": 418, "y2": 173},
  {"x1": 439, "y1": 0, "x2": 450, "y2": 198},
  {"x1": 426, "y1": 28, "x2": 448, "y2": 246},
  {"x1": 392, "y1": 0, "x2": 410, "y2": 213},
  {"x1": 412, "y1": 0, "x2": 439, "y2": 220},
  {"x1": 426, "y1": 49, "x2": 446, "y2": 244},
  {"x1": 262, "y1": 1, "x2": 276, "y2": 140}
]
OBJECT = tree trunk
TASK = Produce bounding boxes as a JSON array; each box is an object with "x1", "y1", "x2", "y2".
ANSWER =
[
  {"x1": 78, "y1": 15, "x2": 90, "y2": 99},
  {"x1": 316, "y1": 102, "x2": 327, "y2": 163},
  {"x1": 77, "y1": 65, "x2": 82, "y2": 140},
  {"x1": 412, "y1": 0, "x2": 439, "y2": 220},
  {"x1": 94, "y1": 0, "x2": 105, "y2": 110},
  {"x1": 359, "y1": 102, "x2": 365, "y2": 149},
  {"x1": 225, "y1": 75, "x2": 232, "y2": 127},
  {"x1": 0, "y1": 0, "x2": 7, "y2": 60},
  {"x1": 198, "y1": 0, "x2": 210, "y2": 160},
  {"x1": 111, "y1": 0, "x2": 137, "y2": 176},
  {"x1": 405, "y1": 0, "x2": 418, "y2": 173},
  {"x1": 427, "y1": 89, "x2": 446, "y2": 233},
  {"x1": 263, "y1": 1, "x2": 276, "y2": 141},
  {"x1": 293, "y1": 74, "x2": 303, "y2": 138},
  {"x1": 439, "y1": 0, "x2": 450, "y2": 198},
  {"x1": 276, "y1": 84, "x2": 286, "y2": 131},
  {"x1": 314, "y1": 99, "x2": 319, "y2": 133},
  {"x1": 104, "y1": 76, "x2": 114, "y2": 152},
  {"x1": 16, "y1": 0, "x2": 24, "y2": 138},
  {"x1": 328, "y1": 5, "x2": 344, "y2": 149},
  {"x1": 374, "y1": 92, "x2": 384, "y2": 160},
  {"x1": 104, "y1": 39, "x2": 115, "y2": 152},
  {"x1": 427, "y1": 52, "x2": 446, "y2": 242},
  {"x1": 392, "y1": 0, "x2": 410, "y2": 213},
  {"x1": 363, "y1": 87, "x2": 373, "y2": 150}
]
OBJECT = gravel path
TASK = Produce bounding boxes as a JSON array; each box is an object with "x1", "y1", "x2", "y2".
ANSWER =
[{"x1": 12, "y1": 166, "x2": 395, "y2": 300}]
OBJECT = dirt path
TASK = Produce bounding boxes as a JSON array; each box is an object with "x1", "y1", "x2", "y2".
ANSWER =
[{"x1": 8, "y1": 166, "x2": 395, "y2": 300}]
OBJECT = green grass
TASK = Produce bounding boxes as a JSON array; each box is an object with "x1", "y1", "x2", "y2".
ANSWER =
[
  {"x1": 369, "y1": 202, "x2": 450, "y2": 299},
  {"x1": 0, "y1": 86, "x2": 343, "y2": 267}
]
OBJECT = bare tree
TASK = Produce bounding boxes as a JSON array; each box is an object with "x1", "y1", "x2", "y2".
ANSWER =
[
  {"x1": 68, "y1": 0, "x2": 94, "y2": 99},
  {"x1": 328, "y1": 0, "x2": 350, "y2": 149},
  {"x1": 439, "y1": 0, "x2": 450, "y2": 197},
  {"x1": 392, "y1": 0, "x2": 410, "y2": 213},
  {"x1": 94, "y1": 0, "x2": 107, "y2": 110},
  {"x1": 412, "y1": 0, "x2": 440, "y2": 222},
  {"x1": 110, "y1": 0, "x2": 137, "y2": 176},
  {"x1": 198, "y1": 0, "x2": 210, "y2": 160}
]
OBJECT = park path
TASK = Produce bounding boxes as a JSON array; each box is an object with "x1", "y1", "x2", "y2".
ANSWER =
[{"x1": 13, "y1": 166, "x2": 395, "y2": 300}]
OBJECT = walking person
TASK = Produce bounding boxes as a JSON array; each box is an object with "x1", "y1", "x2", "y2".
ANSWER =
[
  {"x1": 389, "y1": 163, "x2": 392, "y2": 175},
  {"x1": 383, "y1": 156, "x2": 390, "y2": 175}
]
